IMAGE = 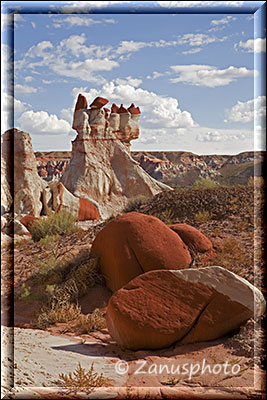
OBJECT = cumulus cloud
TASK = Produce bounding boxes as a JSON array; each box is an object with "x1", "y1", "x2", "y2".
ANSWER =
[
  {"x1": 225, "y1": 96, "x2": 266, "y2": 123},
  {"x1": 15, "y1": 84, "x2": 37, "y2": 94},
  {"x1": 234, "y1": 38, "x2": 266, "y2": 53},
  {"x1": 196, "y1": 130, "x2": 246, "y2": 142},
  {"x1": 72, "y1": 81, "x2": 197, "y2": 136},
  {"x1": 169, "y1": 65, "x2": 255, "y2": 87},
  {"x1": 18, "y1": 110, "x2": 72, "y2": 136}
]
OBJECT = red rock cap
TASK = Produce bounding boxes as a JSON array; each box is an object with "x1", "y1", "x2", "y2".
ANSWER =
[
  {"x1": 74, "y1": 94, "x2": 88, "y2": 112},
  {"x1": 127, "y1": 103, "x2": 141, "y2": 114},
  {"x1": 103, "y1": 107, "x2": 110, "y2": 112},
  {"x1": 89, "y1": 96, "x2": 109, "y2": 109},
  {"x1": 118, "y1": 104, "x2": 128, "y2": 114},
  {"x1": 111, "y1": 103, "x2": 119, "y2": 113}
]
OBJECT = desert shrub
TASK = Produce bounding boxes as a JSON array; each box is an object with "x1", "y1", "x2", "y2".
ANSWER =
[
  {"x1": 122, "y1": 195, "x2": 148, "y2": 213},
  {"x1": 248, "y1": 176, "x2": 265, "y2": 188},
  {"x1": 31, "y1": 212, "x2": 77, "y2": 242},
  {"x1": 75, "y1": 309, "x2": 106, "y2": 334},
  {"x1": 59, "y1": 362, "x2": 110, "y2": 387},
  {"x1": 152, "y1": 209, "x2": 175, "y2": 224},
  {"x1": 36, "y1": 300, "x2": 82, "y2": 329},
  {"x1": 193, "y1": 177, "x2": 218, "y2": 188},
  {"x1": 194, "y1": 210, "x2": 212, "y2": 223}
]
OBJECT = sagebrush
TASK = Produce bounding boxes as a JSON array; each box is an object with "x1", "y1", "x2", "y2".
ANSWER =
[{"x1": 31, "y1": 211, "x2": 77, "y2": 242}]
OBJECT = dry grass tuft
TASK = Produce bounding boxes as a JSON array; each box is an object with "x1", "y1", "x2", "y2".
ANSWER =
[
  {"x1": 59, "y1": 362, "x2": 111, "y2": 388},
  {"x1": 194, "y1": 210, "x2": 212, "y2": 224}
]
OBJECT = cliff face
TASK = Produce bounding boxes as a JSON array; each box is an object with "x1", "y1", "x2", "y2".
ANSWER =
[{"x1": 35, "y1": 150, "x2": 264, "y2": 188}]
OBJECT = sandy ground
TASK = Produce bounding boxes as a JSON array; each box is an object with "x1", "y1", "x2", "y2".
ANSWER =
[{"x1": 1, "y1": 325, "x2": 266, "y2": 399}]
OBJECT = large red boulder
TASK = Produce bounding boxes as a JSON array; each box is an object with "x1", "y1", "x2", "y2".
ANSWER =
[
  {"x1": 20, "y1": 215, "x2": 39, "y2": 232},
  {"x1": 78, "y1": 198, "x2": 100, "y2": 221},
  {"x1": 90, "y1": 212, "x2": 191, "y2": 292},
  {"x1": 106, "y1": 267, "x2": 266, "y2": 350},
  {"x1": 170, "y1": 223, "x2": 212, "y2": 253}
]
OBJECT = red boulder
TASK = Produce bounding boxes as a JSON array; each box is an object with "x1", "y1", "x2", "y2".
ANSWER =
[
  {"x1": 20, "y1": 215, "x2": 39, "y2": 232},
  {"x1": 117, "y1": 104, "x2": 128, "y2": 114},
  {"x1": 78, "y1": 198, "x2": 100, "y2": 221},
  {"x1": 170, "y1": 223, "x2": 212, "y2": 253},
  {"x1": 90, "y1": 212, "x2": 191, "y2": 292}
]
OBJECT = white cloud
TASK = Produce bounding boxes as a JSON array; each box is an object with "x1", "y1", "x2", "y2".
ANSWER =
[
  {"x1": 31, "y1": 21, "x2": 36, "y2": 29},
  {"x1": 51, "y1": 58, "x2": 119, "y2": 83},
  {"x1": 115, "y1": 76, "x2": 142, "y2": 87},
  {"x1": 182, "y1": 47, "x2": 202, "y2": 55},
  {"x1": 169, "y1": 65, "x2": 255, "y2": 87},
  {"x1": 211, "y1": 16, "x2": 236, "y2": 26},
  {"x1": 51, "y1": 15, "x2": 117, "y2": 28},
  {"x1": 176, "y1": 33, "x2": 227, "y2": 47},
  {"x1": 196, "y1": 130, "x2": 246, "y2": 142},
  {"x1": 115, "y1": 40, "x2": 152, "y2": 55},
  {"x1": 18, "y1": 110, "x2": 72, "y2": 136},
  {"x1": 51, "y1": 1, "x2": 131, "y2": 12},
  {"x1": 15, "y1": 84, "x2": 37, "y2": 94},
  {"x1": 73, "y1": 81, "x2": 197, "y2": 133},
  {"x1": 27, "y1": 40, "x2": 54, "y2": 58},
  {"x1": 24, "y1": 76, "x2": 34, "y2": 83},
  {"x1": 225, "y1": 96, "x2": 266, "y2": 124},
  {"x1": 157, "y1": 1, "x2": 244, "y2": 7},
  {"x1": 234, "y1": 38, "x2": 266, "y2": 53}
]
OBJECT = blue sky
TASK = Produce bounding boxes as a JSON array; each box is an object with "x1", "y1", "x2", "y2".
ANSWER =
[{"x1": 1, "y1": 1, "x2": 266, "y2": 154}]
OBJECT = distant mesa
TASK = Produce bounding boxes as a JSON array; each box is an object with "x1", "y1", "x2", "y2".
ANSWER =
[{"x1": 89, "y1": 96, "x2": 109, "y2": 109}]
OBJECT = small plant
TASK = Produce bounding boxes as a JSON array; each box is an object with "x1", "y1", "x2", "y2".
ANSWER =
[
  {"x1": 162, "y1": 376, "x2": 181, "y2": 386},
  {"x1": 35, "y1": 300, "x2": 82, "y2": 329},
  {"x1": 19, "y1": 283, "x2": 31, "y2": 299},
  {"x1": 75, "y1": 308, "x2": 106, "y2": 334},
  {"x1": 122, "y1": 195, "x2": 148, "y2": 213},
  {"x1": 193, "y1": 177, "x2": 218, "y2": 189},
  {"x1": 31, "y1": 212, "x2": 77, "y2": 242},
  {"x1": 194, "y1": 210, "x2": 212, "y2": 223},
  {"x1": 59, "y1": 362, "x2": 110, "y2": 387}
]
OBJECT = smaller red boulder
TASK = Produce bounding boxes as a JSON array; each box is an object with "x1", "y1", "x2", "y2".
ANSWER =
[
  {"x1": 128, "y1": 103, "x2": 141, "y2": 114},
  {"x1": 111, "y1": 103, "x2": 119, "y2": 113},
  {"x1": 169, "y1": 223, "x2": 212, "y2": 253},
  {"x1": 20, "y1": 215, "x2": 39, "y2": 232},
  {"x1": 78, "y1": 198, "x2": 100, "y2": 221}
]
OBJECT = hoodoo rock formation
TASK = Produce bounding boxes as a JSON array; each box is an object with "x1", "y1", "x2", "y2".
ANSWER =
[
  {"x1": 61, "y1": 94, "x2": 170, "y2": 218},
  {"x1": 1, "y1": 128, "x2": 100, "y2": 224},
  {"x1": 1, "y1": 129, "x2": 47, "y2": 216}
]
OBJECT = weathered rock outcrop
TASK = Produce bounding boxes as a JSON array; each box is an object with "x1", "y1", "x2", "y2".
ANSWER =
[
  {"x1": 106, "y1": 267, "x2": 266, "y2": 350},
  {"x1": 1, "y1": 129, "x2": 47, "y2": 216},
  {"x1": 90, "y1": 212, "x2": 191, "y2": 292},
  {"x1": 61, "y1": 95, "x2": 170, "y2": 218},
  {"x1": 48, "y1": 182, "x2": 100, "y2": 221}
]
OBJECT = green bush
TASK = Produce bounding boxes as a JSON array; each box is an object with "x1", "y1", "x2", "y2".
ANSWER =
[
  {"x1": 31, "y1": 212, "x2": 77, "y2": 242},
  {"x1": 193, "y1": 177, "x2": 218, "y2": 188}
]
